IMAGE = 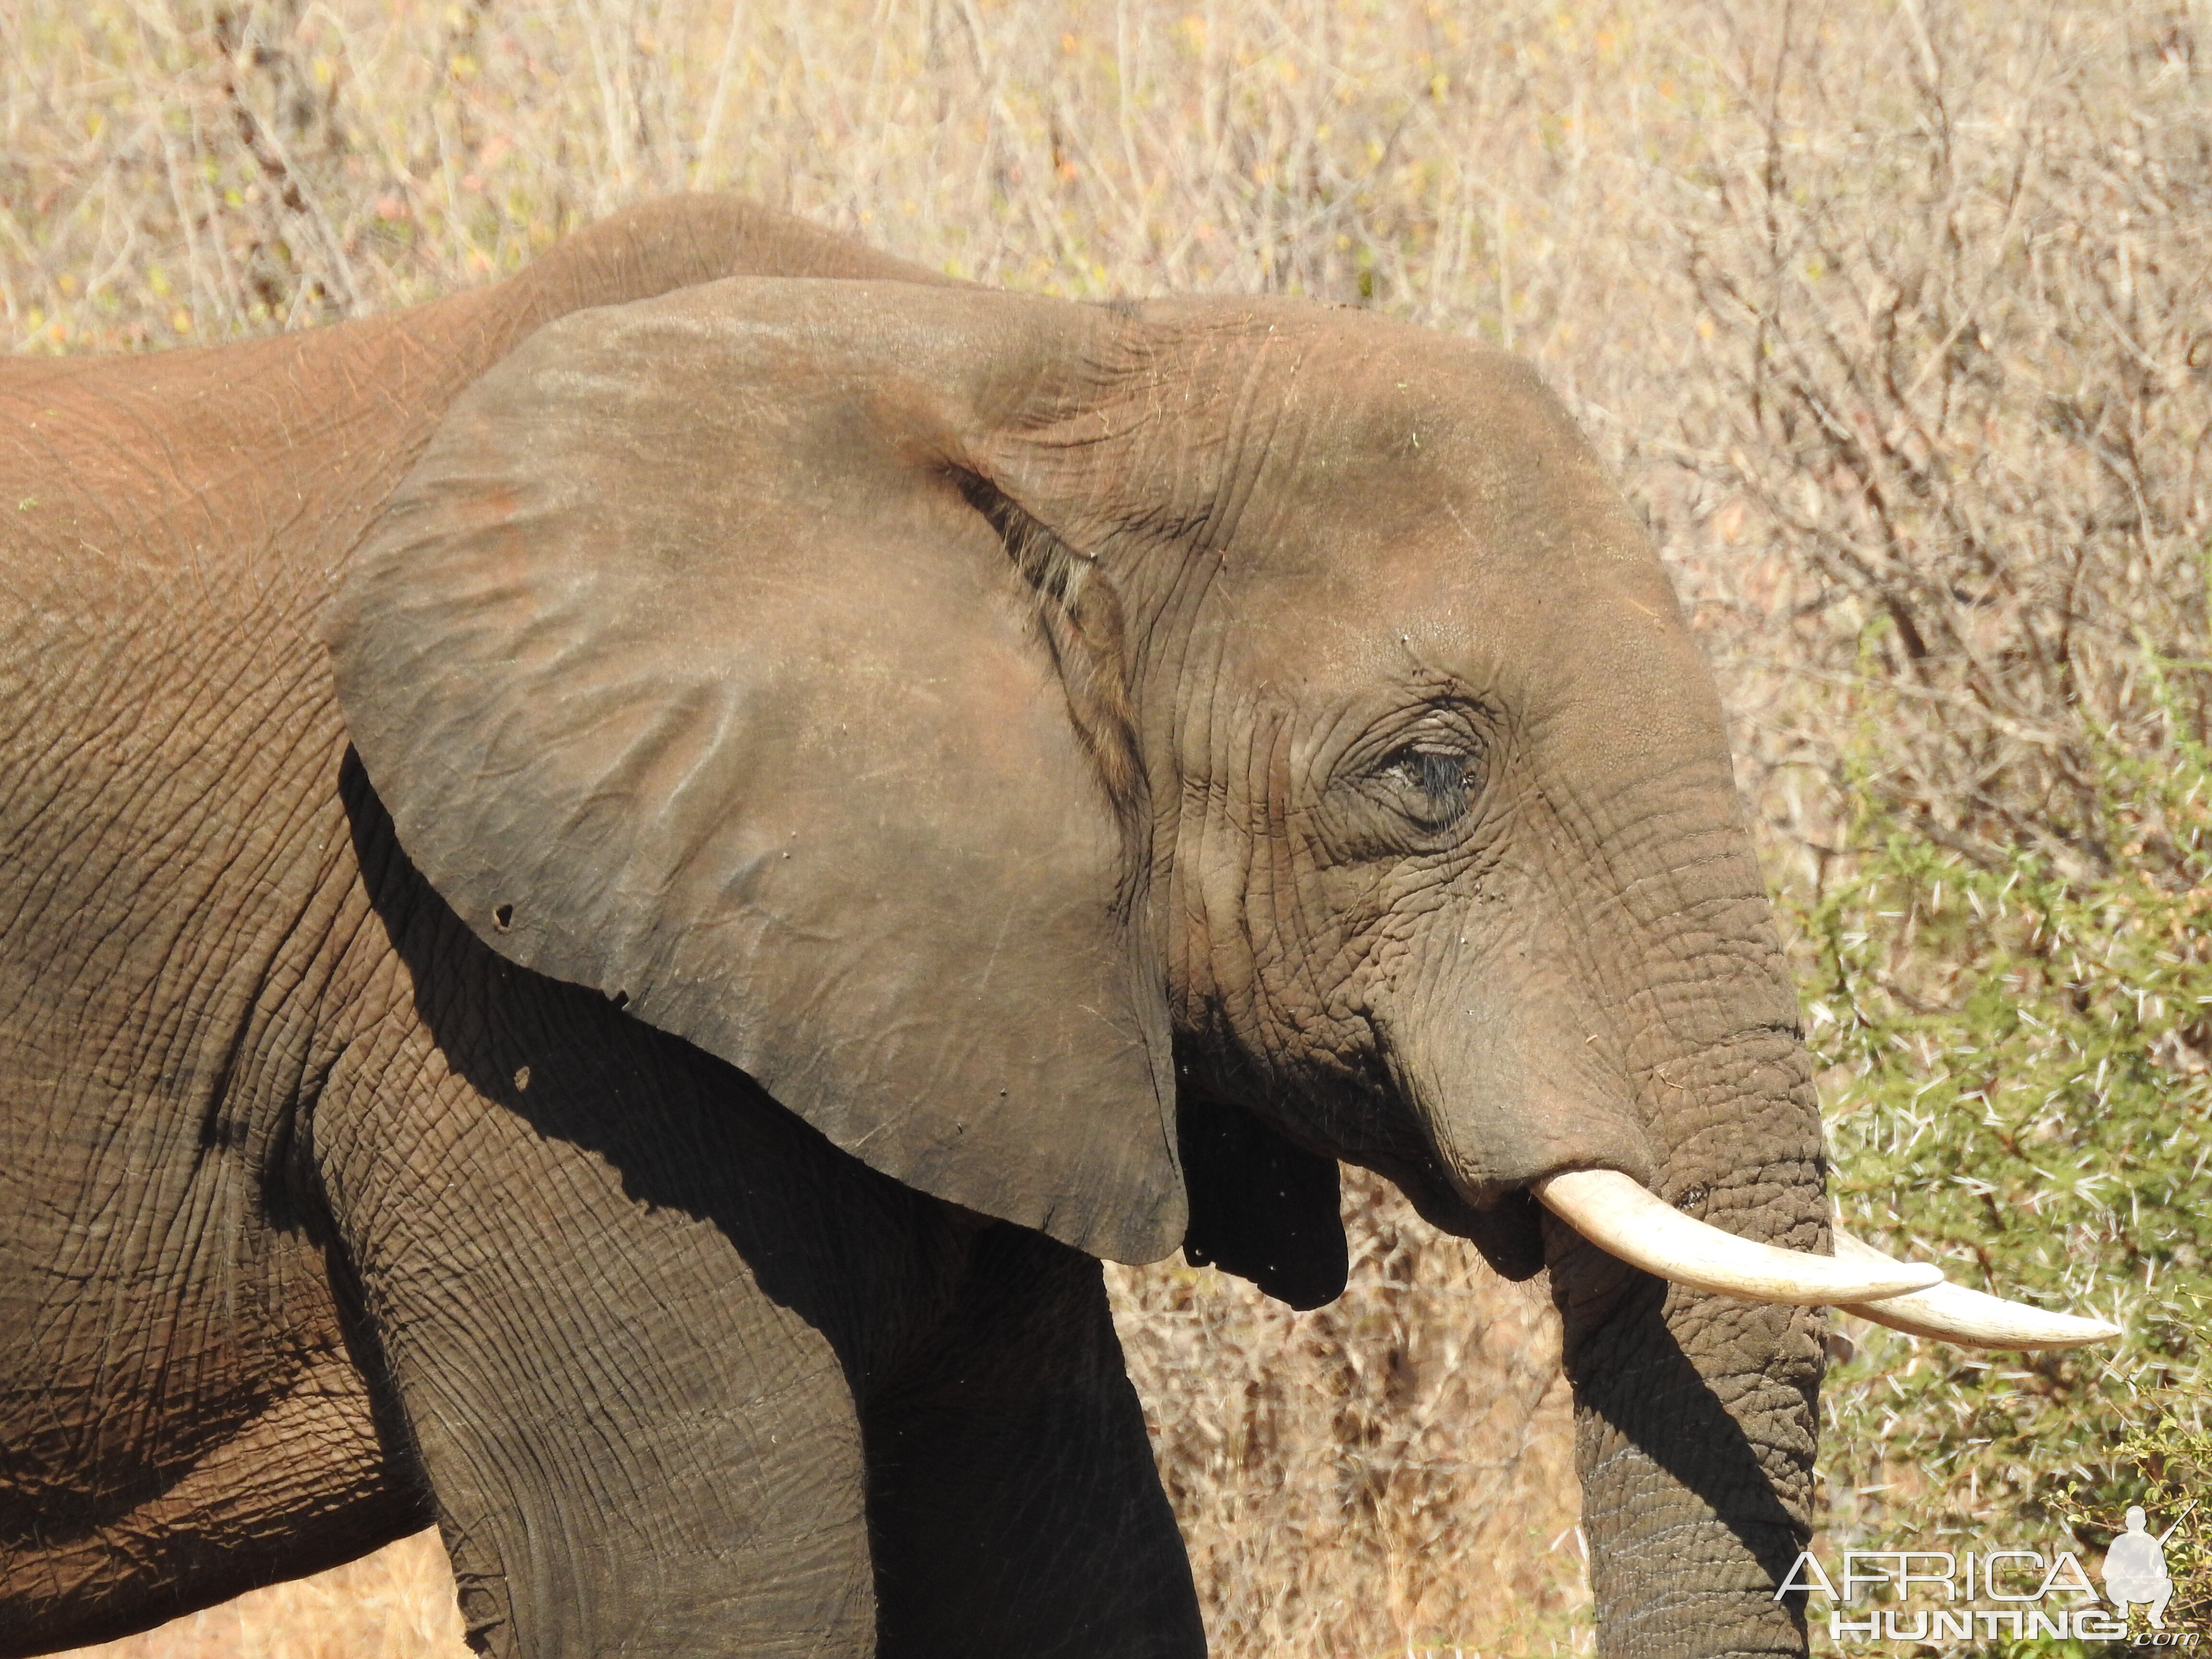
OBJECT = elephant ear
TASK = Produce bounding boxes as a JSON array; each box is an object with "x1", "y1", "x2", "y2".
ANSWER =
[{"x1": 325, "y1": 277, "x2": 1183, "y2": 1264}]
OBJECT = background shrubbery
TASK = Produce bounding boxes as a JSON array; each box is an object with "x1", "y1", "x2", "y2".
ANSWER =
[
  {"x1": 1805, "y1": 744, "x2": 2212, "y2": 1642},
  {"x1": 9, "y1": 1, "x2": 2206, "y2": 1654}
]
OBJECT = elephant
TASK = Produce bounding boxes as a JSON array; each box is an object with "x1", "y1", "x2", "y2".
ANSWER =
[{"x1": 0, "y1": 195, "x2": 2111, "y2": 1659}]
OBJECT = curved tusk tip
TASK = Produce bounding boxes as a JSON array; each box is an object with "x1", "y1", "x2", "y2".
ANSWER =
[
  {"x1": 1840, "y1": 1292, "x2": 2124, "y2": 1350},
  {"x1": 1833, "y1": 1229, "x2": 2125, "y2": 1350}
]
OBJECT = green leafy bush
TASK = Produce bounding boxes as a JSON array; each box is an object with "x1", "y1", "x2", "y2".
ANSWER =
[{"x1": 1783, "y1": 663, "x2": 2212, "y2": 1649}]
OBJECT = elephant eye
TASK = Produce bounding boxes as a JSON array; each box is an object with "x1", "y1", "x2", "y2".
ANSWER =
[{"x1": 1373, "y1": 744, "x2": 1480, "y2": 830}]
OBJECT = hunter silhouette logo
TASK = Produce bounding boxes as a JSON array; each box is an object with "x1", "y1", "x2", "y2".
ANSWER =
[{"x1": 2108, "y1": 1503, "x2": 2194, "y2": 1631}]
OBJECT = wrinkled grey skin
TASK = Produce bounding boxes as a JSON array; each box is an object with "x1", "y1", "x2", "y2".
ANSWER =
[{"x1": 0, "y1": 198, "x2": 1824, "y2": 1659}]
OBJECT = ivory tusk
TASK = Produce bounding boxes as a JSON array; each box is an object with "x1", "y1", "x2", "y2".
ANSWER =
[
  {"x1": 1533, "y1": 1169, "x2": 1944, "y2": 1306},
  {"x1": 1832, "y1": 1230, "x2": 2123, "y2": 1349}
]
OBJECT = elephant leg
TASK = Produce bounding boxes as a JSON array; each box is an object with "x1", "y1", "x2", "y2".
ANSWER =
[
  {"x1": 308, "y1": 995, "x2": 934, "y2": 1659},
  {"x1": 0, "y1": 1336, "x2": 430, "y2": 1655},
  {"x1": 861, "y1": 1224, "x2": 1204, "y2": 1659}
]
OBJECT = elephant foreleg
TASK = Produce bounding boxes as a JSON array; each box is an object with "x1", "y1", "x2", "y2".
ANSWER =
[
  {"x1": 0, "y1": 1338, "x2": 428, "y2": 1658},
  {"x1": 309, "y1": 1011, "x2": 892, "y2": 1658},
  {"x1": 860, "y1": 1226, "x2": 1205, "y2": 1659}
]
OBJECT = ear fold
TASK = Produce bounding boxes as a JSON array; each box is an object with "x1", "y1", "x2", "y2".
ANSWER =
[{"x1": 325, "y1": 278, "x2": 1184, "y2": 1264}]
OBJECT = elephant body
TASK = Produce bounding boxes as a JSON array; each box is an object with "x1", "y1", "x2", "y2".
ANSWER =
[
  {"x1": 1, "y1": 202, "x2": 1198, "y2": 1654},
  {"x1": 1, "y1": 198, "x2": 1838, "y2": 1657}
]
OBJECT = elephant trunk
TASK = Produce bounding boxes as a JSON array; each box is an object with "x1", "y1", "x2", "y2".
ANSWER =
[
  {"x1": 1547, "y1": 1165, "x2": 1827, "y2": 1658},
  {"x1": 1385, "y1": 987, "x2": 1830, "y2": 1649},
  {"x1": 1518, "y1": 1009, "x2": 1826, "y2": 1654},
  {"x1": 1393, "y1": 842, "x2": 1835, "y2": 1656},
  {"x1": 1564, "y1": 1276, "x2": 1825, "y2": 1655}
]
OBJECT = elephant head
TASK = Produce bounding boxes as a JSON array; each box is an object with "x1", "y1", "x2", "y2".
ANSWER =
[{"x1": 325, "y1": 277, "x2": 2104, "y2": 1655}]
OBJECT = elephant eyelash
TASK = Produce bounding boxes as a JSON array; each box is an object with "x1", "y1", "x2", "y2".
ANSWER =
[{"x1": 1371, "y1": 744, "x2": 1481, "y2": 830}]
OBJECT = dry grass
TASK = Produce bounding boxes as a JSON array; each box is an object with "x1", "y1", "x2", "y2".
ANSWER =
[{"x1": 10, "y1": 0, "x2": 2204, "y2": 1653}]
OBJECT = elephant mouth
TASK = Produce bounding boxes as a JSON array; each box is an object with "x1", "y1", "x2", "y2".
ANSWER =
[{"x1": 1532, "y1": 1168, "x2": 2120, "y2": 1351}]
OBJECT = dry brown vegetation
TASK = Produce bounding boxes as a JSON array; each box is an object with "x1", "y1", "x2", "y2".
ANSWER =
[{"x1": 11, "y1": 0, "x2": 2207, "y2": 1654}]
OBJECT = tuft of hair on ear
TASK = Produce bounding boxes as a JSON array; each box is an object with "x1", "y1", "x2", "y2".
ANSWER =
[{"x1": 955, "y1": 471, "x2": 1145, "y2": 819}]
